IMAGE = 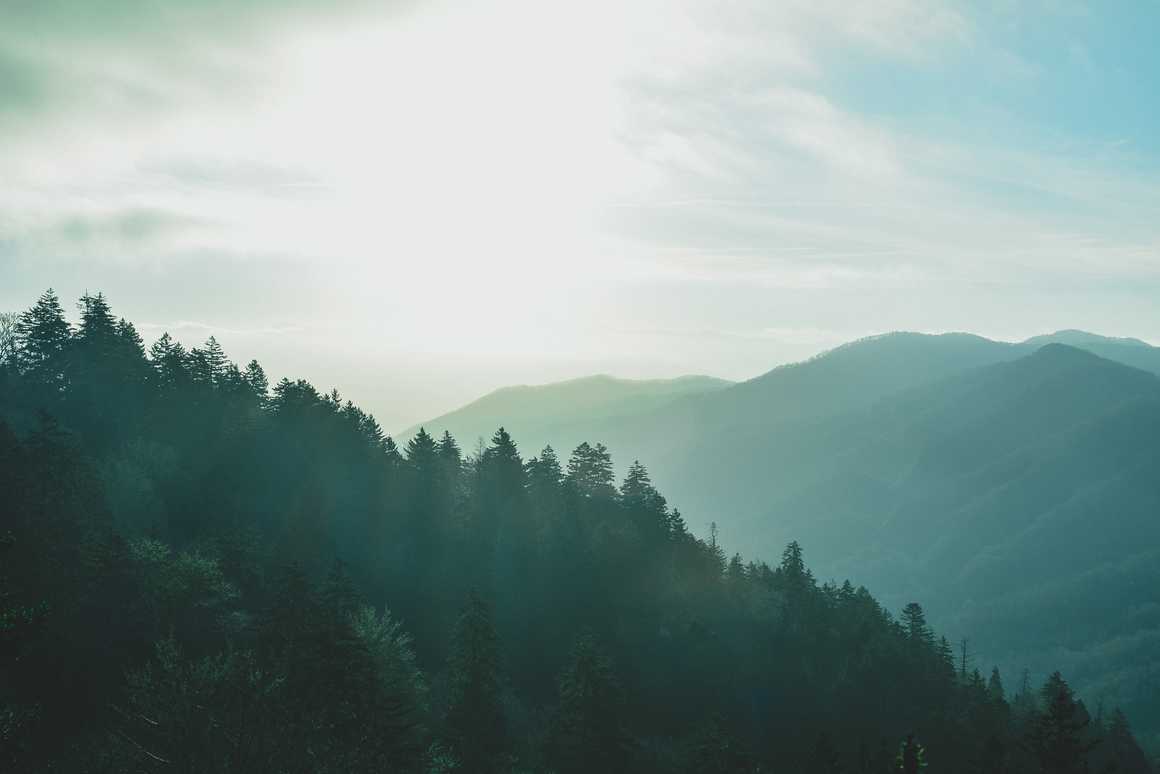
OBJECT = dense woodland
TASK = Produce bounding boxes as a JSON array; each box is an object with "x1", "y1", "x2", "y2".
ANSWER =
[{"x1": 1, "y1": 289, "x2": 1155, "y2": 773}]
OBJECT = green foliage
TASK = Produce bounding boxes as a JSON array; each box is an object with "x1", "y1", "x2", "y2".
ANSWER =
[
  {"x1": 0, "y1": 289, "x2": 1155, "y2": 774},
  {"x1": 550, "y1": 634, "x2": 629, "y2": 774},
  {"x1": 445, "y1": 592, "x2": 506, "y2": 773}
]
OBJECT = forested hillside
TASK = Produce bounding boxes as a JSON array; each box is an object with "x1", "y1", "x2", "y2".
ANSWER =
[
  {"x1": 1, "y1": 290, "x2": 1154, "y2": 773},
  {"x1": 412, "y1": 330, "x2": 1160, "y2": 753}
]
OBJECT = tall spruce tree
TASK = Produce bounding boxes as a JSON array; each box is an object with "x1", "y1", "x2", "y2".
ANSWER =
[
  {"x1": 445, "y1": 592, "x2": 506, "y2": 773},
  {"x1": 14, "y1": 288, "x2": 71, "y2": 390},
  {"x1": 1027, "y1": 672, "x2": 1094, "y2": 774},
  {"x1": 550, "y1": 633, "x2": 628, "y2": 774}
]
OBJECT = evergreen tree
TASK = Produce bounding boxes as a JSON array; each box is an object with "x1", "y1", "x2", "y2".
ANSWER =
[
  {"x1": 1027, "y1": 671, "x2": 1095, "y2": 774},
  {"x1": 437, "y1": 430, "x2": 463, "y2": 478},
  {"x1": 550, "y1": 633, "x2": 628, "y2": 774},
  {"x1": 76, "y1": 291, "x2": 117, "y2": 345},
  {"x1": 566, "y1": 441, "x2": 616, "y2": 499},
  {"x1": 988, "y1": 666, "x2": 1006, "y2": 704},
  {"x1": 445, "y1": 592, "x2": 506, "y2": 773},
  {"x1": 149, "y1": 332, "x2": 189, "y2": 391},
  {"x1": 1106, "y1": 708, "x2": 1151, "y2": 774},
  {"x1": 780, "y1": 540, "x2": 808, "y2": 582},
  {"x1": 1012, "y1": 668, "x2": 1038, "y2": 720},
  {"x1": 14, "y1": 288, "x2": 71, "y2": 387},
  {"x1": 242, "y1": 359, "x2": 268, "y2": 398},
  {"x1": 0, "y1": 311, "x2": 18, "y2": 371},
  {"x1": 620, "y1": 460, "x2": 669, "y2": 542},
  {"x1": 901, "y1": 603, "x2": 933, "y2": 646},
  {"x1": 526, "y1": 445, "x2": 563, "y2": 496},
  {"x1": 202, "y1": 336, "x2": 228, "y2": 384}
]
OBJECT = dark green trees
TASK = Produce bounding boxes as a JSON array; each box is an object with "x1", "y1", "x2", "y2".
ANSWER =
[
  {"x1": 566, "y1": 441, "x2": 616, "y2": 499},
  {"x1": 4, "y1": 288, "x2": 1158, "y2": 774},
  {"x1": 1027, "y1": 672, "x2": 1094, "y2": 774},
  {"x1": 550, "y1": 634, "x2": 628, "y2": 774},
  {"x1": 445, "y1": 592, "x2": 506, "y2": 773},
  {"x1": 1105, "y1": 708, "x2": 1152, "y2": 774},
  {"x1": 13, "y1": 289, "x2": 70, "y2": 379},
  {"x1": 901, "y1": 602, "x2": 934, "y2": 646}
]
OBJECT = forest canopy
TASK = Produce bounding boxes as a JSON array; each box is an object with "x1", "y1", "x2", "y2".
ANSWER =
[{"x1": 0, "y1": 289, "x2": 1153, "y2": 773}]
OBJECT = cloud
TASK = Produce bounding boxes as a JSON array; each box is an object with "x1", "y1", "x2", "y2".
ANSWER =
[{"x1": 0, "y1": 207, "x2": 215, "y2": 264}]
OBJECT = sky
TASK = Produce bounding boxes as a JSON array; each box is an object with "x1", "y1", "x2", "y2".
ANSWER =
[{"x1": 2, "y1": 0, "x2": 1159, "y2": 431}]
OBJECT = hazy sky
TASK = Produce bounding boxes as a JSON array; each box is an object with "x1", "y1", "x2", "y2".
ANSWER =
[{"x1": 2, "y1": 0, "x2": 1158, "y2": 430}]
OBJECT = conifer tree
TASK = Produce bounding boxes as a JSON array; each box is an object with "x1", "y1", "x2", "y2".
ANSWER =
[
  {"x1": 550, "y1": 633, "x2": 628, "y2": 774},
  {"x1": 76, "y1": 292, "x2": 116, "y2": 345},
  {"x1": 1027, "y1": 672, "x2": 1094, "y2": 774},
  {"x1": 14, "y1": 288, "x2": 71, "y2": 387},
  {"x1": 1106, "y1": 708, "x2": 1151, "y2": 774},
  {"x1": 0, "y1": 311, "x2": 17, "y2": 370},
  {"x1": 202, "y1": 336, "x2": 227, "y2": 384},
  {"x1": 566, "y1": 441, "x2": 616, "y2": 499},
  {"x1": 780, "y1": 540, "x2": 807, "y2": 580},
  {"x1": 437, "y1": 430, "x2": 463, "y2": 477},
  {"x1": 242, "y1": 359, "x2": 268, "y2": 399},
  {"x1": 149, "y1": 333, "x2": 189, "y2": 391},
  {"x1": 445, "y1": 592, "x2": 505, "y2": 773},
  {"x1": 901, "y1": 603, "x2": 933, "y2": 646},
  {"x1": 988, "y1": 667, "x2": 1006, "y2": 704}
]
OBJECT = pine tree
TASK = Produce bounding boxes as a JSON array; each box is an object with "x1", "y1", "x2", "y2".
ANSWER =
[
  {"x1": 1106, "y1": 708, "x2": 1151, "y2": 774},
  {"x1": 406, "y1": 427, "x2": 439, "y2": 469},
  {"x1": 936, "y1": 636, "x2": 955, "y2": 674},
  {"x1": 566, "y1": 441, "x2": 616, "y2": 499},
  {"x1": 149, "y1": 333, "x2": 189, "y2": 391},
  {"x1": 1012, "y1": 668, "x2": 1037, "y2": 720},
  {"x1": 620, "y1": 460, "x2": 669, "y2": 542},
  {"x1": 76, "y1": 292, "x2": 116, "y2": 346},
  {"x1": 437, "y1": 430, "x2": 463, "y2": 475},
  {"x1": 901, "y1": 603, "x2": 933, "y2": 646},
  {"x1": 780, "y1": 540, "x2": 807, "y2": 580},
  {"x1": 202, "y1": 336, "x2": 228, "y2": 385},
  {"x1": 988, "y1": 667, "x2": 1006, "y2": 704},
  {"x1": 14, "y1": 288, "x2": 71, "y2": 387},
  {"x1": 242, "y1": 359, "x2": 268, "y2": 399},
  {"x1": 445, "y1": 592, "x2": 506, "y2": 773},
  {"x1": 1027, "y1": 671, "x2": 1094, "y2": 774},
  {"x1": 0, "y1": 311, "x2": 17, "y2": 370},
  {"x1": 550, "y1": 633, "x2": 628, "y2": 774}
]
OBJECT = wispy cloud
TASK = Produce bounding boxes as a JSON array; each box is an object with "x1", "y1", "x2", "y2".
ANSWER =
[{"x1": 1, "y1": 0, "x2": 1159, "y2": 427}]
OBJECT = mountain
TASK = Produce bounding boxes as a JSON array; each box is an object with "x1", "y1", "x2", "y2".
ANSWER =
[
  {"x1": 20, "y1": 290, "x2": 1154, "y2": 772},
  {"x1": 400, "y1": 373, "x2": 732, "y2": 454},
  {"x1": 718, "y1": 344, "x2": 1160, "y2": 750},
  {"x1": 404, "y1": 330, "x2": 1160, "y2": 751}
]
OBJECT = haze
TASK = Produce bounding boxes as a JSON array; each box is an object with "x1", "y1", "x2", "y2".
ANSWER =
[{"x1": 2, "y1": 0, "x2": 1158, "y2": 430}]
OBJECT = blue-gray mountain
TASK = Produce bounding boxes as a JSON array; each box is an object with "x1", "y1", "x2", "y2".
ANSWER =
[{"x1": 412, "y1": 331, "x2": 1160, "y2": 751}]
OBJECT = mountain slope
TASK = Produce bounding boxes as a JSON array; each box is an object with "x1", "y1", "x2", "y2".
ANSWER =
[
  {"x1": 405, "y1": 332, "x2": 1160, "y2": 751},
  {"x1": 400, "y1": 373, "x2": 731, "y2": 454},
  {"x1": 651, "y1": 344, "x2": 1160, "y2": 750}
]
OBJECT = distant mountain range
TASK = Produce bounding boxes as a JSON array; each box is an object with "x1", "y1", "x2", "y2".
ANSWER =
[
  {"x1": 399, "y1": 373, "x2": 733, "y2": 453},
  {"x1": 406, "y1": 330, "x2": 1160, "y2": 749}
]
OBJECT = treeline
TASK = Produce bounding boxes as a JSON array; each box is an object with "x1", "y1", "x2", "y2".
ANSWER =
[{"x1": 0, "y1": 289, "x2": 1153, "y2": 773}]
